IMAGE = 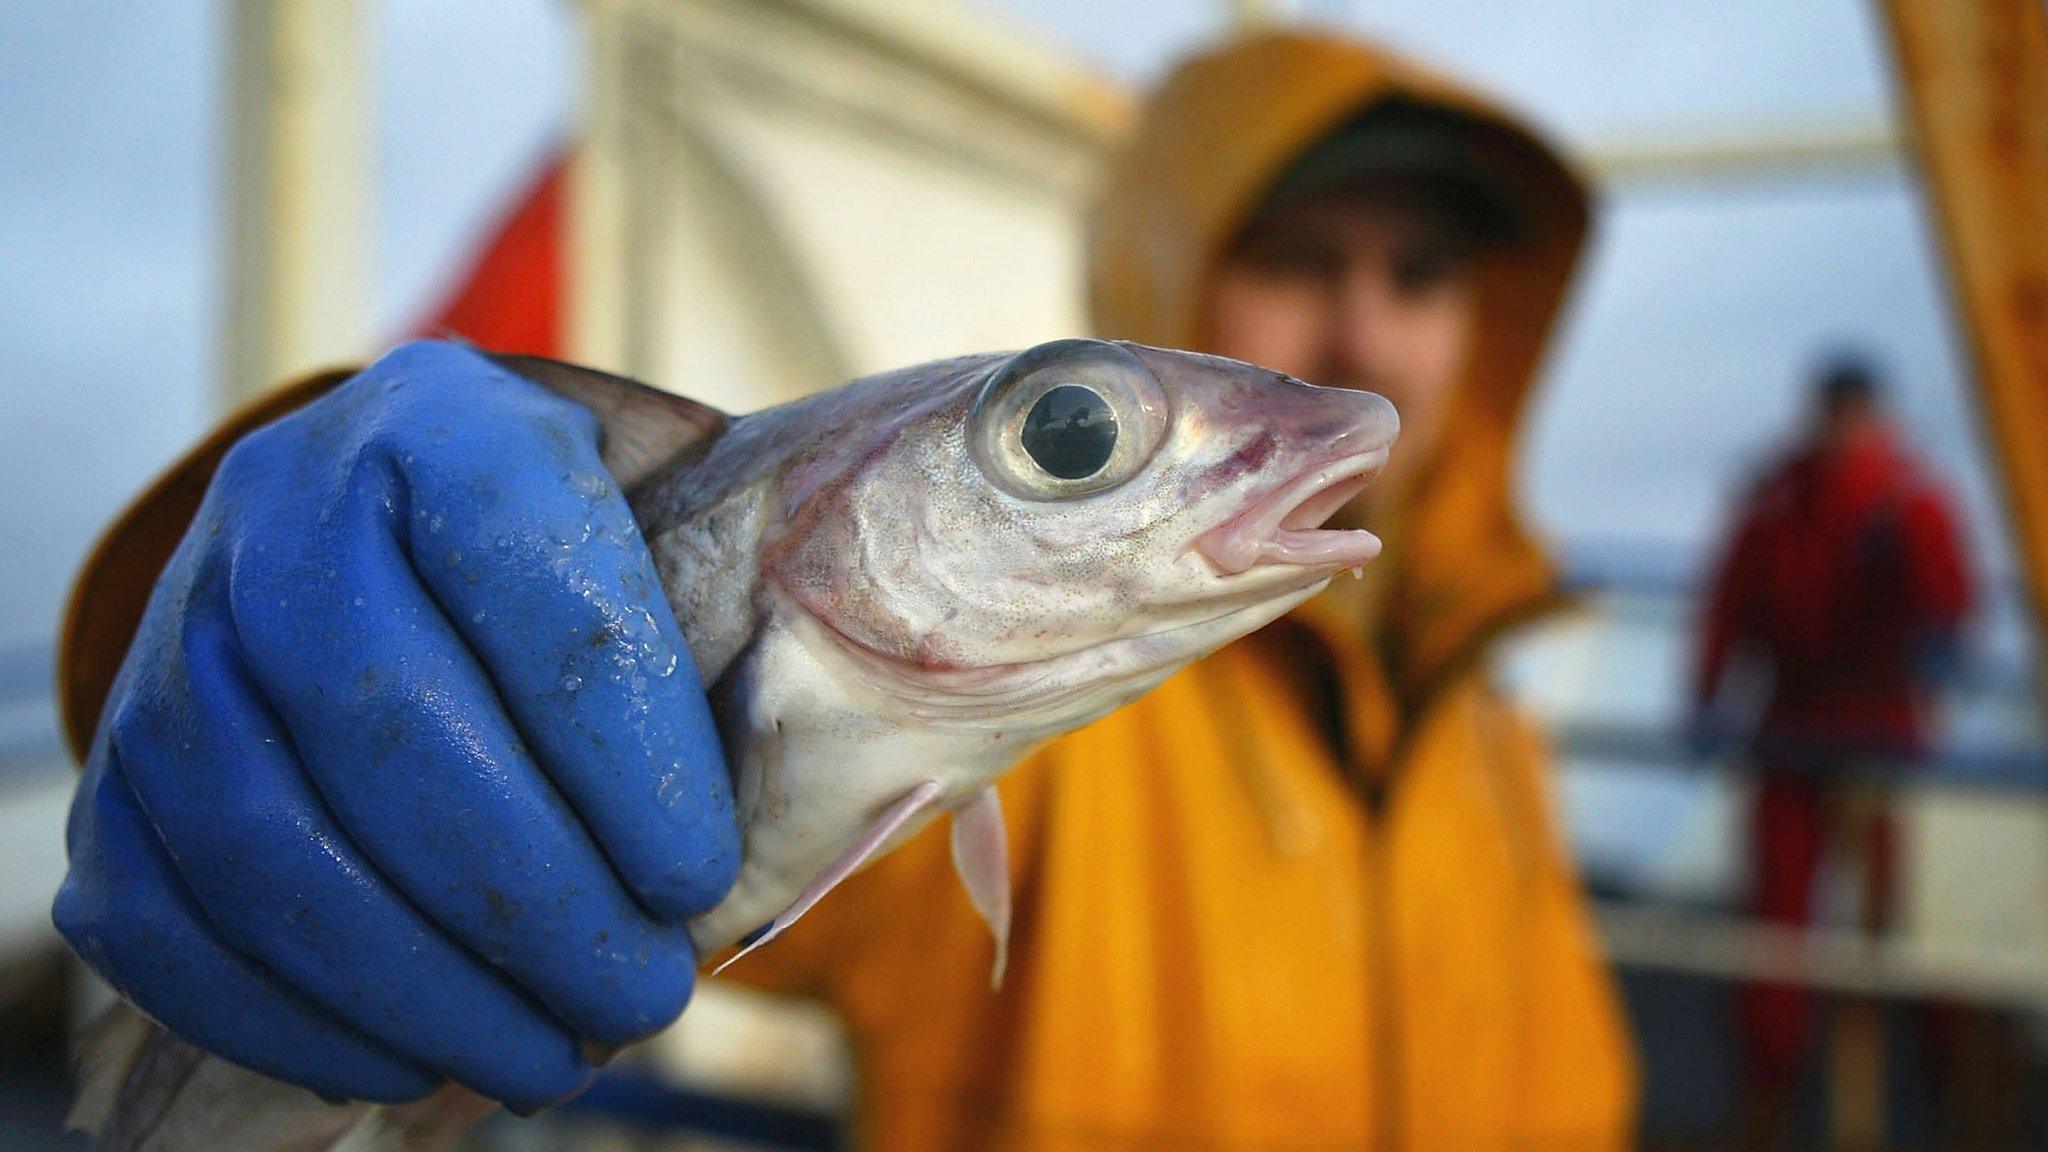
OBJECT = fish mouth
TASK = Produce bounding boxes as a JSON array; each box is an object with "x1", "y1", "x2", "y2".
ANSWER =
[{"x1": 1194, "y1": 449, "x2": 1389, "y2": 576}]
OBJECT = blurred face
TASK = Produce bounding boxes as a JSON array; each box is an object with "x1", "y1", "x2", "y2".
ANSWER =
[
  {"x1": 1199, "y1": 187, "x2": 1477, "y2": 512},
  {"x1": 1820, "y1": 393, "x2": 1881, "y2": 447}
]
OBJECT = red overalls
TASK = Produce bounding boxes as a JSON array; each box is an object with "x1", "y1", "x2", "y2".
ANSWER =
[{"x1": 1695, "y1": 424, "x2": 1974, "y2": 1091}]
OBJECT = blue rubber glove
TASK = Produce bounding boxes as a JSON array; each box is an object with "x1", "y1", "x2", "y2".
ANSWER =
[{"x1": 54, "y1": 341, "x2": 741, "y2": 1110}]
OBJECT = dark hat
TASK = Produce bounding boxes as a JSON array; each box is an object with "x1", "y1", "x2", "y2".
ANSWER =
[
  {"x1": 1814, "y1": 351, "x2": 1887, "y2": 409},
  {"x1": 1255, "y1": 96, "x2": 1531, "y2": 244}
]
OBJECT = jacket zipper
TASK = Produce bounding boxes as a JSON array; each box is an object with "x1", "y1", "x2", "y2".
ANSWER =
[
  {"x1": 1211, "y1": 628, "x2": 1419, "y2": 1148},
  {"x1": 1306, "y1": 632, "x2": 1405, "y2": 1150}
]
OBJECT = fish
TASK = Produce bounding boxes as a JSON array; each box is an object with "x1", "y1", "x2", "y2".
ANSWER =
[{"x1": 70, "y1": 338, "x2": 1397, "y2": 1151}]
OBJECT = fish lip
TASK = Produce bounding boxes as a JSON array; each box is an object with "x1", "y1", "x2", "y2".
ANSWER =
[{"x1": 1194, "y1": 448, "x2": 1389, "y2": 576}]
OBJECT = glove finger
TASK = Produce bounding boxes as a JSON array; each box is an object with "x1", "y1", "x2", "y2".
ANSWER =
[
  {"x1": 56, "y1": 751, "x2": 439, "y2": 1104},
  {"x1": 393, "y1": 343, "x2": 740, "y2": 922},
  {"x1": 224, "y1": 452, "x2": 703, "y2": 1049},
  {"x1": 114, "y1": 592, "x2": 598, "y2": 1111}
]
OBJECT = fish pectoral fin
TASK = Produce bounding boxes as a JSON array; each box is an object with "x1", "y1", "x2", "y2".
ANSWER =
[
  {"x1": 950, "y1": 785, "x2": 1012, "y2": 990},
  {"x1": 713, "y1": 778, "x2": 945, "y2": 976}
]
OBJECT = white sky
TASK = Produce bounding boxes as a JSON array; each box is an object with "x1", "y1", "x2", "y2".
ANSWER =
[{"x1": 0, "y1": 0, "x2": 2022, "y2": 657}]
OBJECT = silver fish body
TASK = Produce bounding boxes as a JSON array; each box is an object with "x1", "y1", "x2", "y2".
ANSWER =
[{"x1": 75, "y1": 339, "x2": 1396, "y2": 1151}]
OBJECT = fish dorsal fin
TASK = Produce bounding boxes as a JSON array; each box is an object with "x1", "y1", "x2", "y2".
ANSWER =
[
  {"x1": 490, "y1": 354, "x2": 727, "y2": 491},
  {"x1": 712, "y1": 779, "x2": 946, "y2": 976},
  {"x1": 950, "y1": 785, "x2": 1012, "y2": 989}
]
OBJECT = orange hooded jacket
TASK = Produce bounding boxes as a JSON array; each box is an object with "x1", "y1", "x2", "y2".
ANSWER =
[{"x1": 60, "y1": 29, "x2": 1635, "y2": 1152}]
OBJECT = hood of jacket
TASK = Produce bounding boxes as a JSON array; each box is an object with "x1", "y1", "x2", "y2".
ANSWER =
[{"x1": 1086, "y1": 28, "x2": 1594, "y2": 710}]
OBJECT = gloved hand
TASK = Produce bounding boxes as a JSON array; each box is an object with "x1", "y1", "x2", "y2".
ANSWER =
[{"x1": 54, "y1": 341, "x2": 741, "y2": 1111}]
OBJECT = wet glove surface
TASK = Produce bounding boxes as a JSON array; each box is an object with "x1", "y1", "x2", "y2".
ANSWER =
[{"x1": 54, "y1": 341, "x2": 741, "y2": 1110}]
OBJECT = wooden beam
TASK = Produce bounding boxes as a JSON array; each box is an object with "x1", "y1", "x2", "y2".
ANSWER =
[
  {"x1": 1879, "y1": 0, "x2": 2048, "y2": 718},
  {"x1": 222, "y1": 0, "x2": 369, "y2": 408},
  {"x1": 1586, "y1": 120, "x2": 1900, "y2": 185},
  {"x1": 567, "y1": 0, "x2": 633, "y2": 375}
]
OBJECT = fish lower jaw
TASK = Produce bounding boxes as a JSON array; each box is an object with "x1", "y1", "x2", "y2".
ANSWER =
[
  {"x1": 1258, "y1": 525, "x2": 1383, "y2": 569},
  {"x1": 781, "y1": 584, "x2": 1320, "y2": 740},
  {"x1": 1194, "y1": 449, "x2": 1387, "y2": 576},
  {"x1": 979, "y1": 583, "x2": 1328, "y2": 736}
]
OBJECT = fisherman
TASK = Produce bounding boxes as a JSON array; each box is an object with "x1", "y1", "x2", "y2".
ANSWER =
[
  {"x1": 56, "y1": 29, "x2": 1635, "y2": 1149},
  {"x1": 1693, "y1": 352, "x2": 1974, "y2": 1138}
]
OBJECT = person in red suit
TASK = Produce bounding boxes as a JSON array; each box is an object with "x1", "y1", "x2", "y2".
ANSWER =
[{"x1": 1692, "y1": 353, "x2": 1975, "y2": 1134}]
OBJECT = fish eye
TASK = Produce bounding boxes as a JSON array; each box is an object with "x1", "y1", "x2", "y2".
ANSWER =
[
  {"x1": 1021, "y1": 385, "x2": 1117, "y2": 479},
  {"x1": 969, "y1": 339, "x2": 1169, "y2": 501}
]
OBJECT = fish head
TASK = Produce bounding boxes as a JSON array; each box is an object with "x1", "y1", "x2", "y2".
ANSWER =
[{"x1": 764, "y1": 338, "x2": 1398, "y2": 732}]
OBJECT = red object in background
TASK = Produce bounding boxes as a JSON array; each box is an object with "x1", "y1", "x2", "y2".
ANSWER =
[
  {"x1": 1695, "y1": 420, "x2": 1975, "y2": 1095},
  {"x1": 418, "y1": 153, "x2": 569, "y2": 358},
  {"x1": 1694, "y1": 422, "x2": 1975, "y2": 751},
  {"x1": 1738, "y1": 772, "x2": 1901, "y2": 1092}
]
